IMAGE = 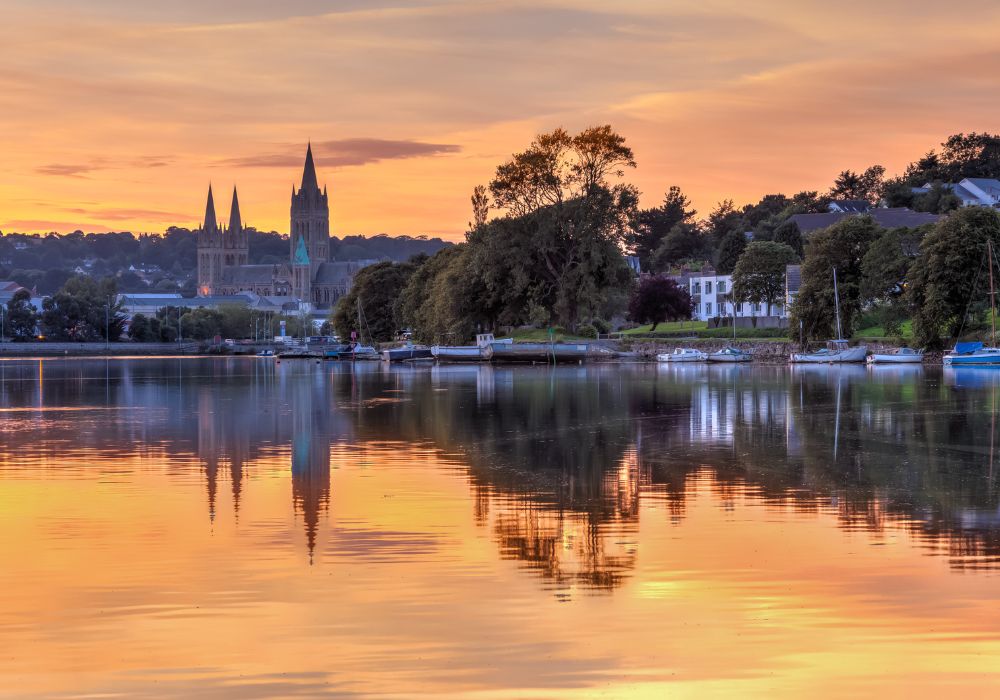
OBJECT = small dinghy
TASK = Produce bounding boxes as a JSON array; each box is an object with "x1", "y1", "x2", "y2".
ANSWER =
[
  {"x1": 867, "y1": 347, "x2": 923, "y2": 364},
  {"x1": 707, "y1": 346, "x2": 752, "y2": 363},
  {"x1": 656, "y1": 348, "x2": 707, "y2": 362}
]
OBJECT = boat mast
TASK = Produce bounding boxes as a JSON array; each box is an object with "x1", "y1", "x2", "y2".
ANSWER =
[
  {"x1": 990, "y1": 240, "x2": 997, "y2": 346},
  {"x1": 833, "y1": 267, "x2": 843, "y2": 340}
]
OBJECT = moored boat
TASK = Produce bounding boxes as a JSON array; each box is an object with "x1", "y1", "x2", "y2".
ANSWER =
[
  {"x1": 867, "y1": 347, "x2": 924, "y2": 364},
  {"x1": 484, "y1": 342, "x2": 590, "y2": 363},
  {"x1": 431, "y1": 334, "x2": 512, "y2": 362},
  {"x1": 707, "y1": 346, "x2": 752, "y2": 363},
  {"x1": 791, "y1": 339, "x2": 867, "y2": 363},
  {"x1": 943, "y1": 342, "x2": 1000, "y2": 366},
  {"x1": 656, "y1": 348, "x2": 707, "y2": 363},
  {"x1": 381, "y1": 343, "x2": 433, "y2": 362}
]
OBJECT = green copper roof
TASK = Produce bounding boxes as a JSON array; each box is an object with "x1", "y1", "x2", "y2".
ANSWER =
[{"x1": 293, "y1": 235, "x2": 310, "y2": 265}]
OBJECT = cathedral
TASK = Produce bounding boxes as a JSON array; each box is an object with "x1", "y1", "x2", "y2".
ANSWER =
[{"x1": 196, "y1": 143, "x2": 362, "y2": 307}]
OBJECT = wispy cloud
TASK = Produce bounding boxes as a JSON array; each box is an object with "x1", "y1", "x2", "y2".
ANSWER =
[
  {"x1": 218, "y1": 138, "x2": 461, "y2": 169},
  {"x1": 36, "y1": 156, "x2": 174, "y2": 178}
]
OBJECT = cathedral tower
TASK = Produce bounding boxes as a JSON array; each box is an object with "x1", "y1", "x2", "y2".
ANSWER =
[
  {"x1": 196, "y1": 185, "x2": 223, "y2": 295},
  {"x1": 290, "y1": 143, "x2": 330, "y2": 301},
  {"x1": 223, "y1": 186, "x2": 249, "y2": 268}
]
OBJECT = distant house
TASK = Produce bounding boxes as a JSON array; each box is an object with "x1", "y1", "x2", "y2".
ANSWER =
[
  {"x1": 912, "y1": 178, "x2": 1000, "y2": 208},
  {"x1": 788, "y1": 208, "x2": 940, "y2": 236},
  {"x1": 828, "y1": 200, "x2": 871, "y2": 214},
  {"x1": 116, "y1": 292, "x2": 292, "y2": 320},
  {"x1": 678, "y1": 272, "x2": 789, "y2": 322}
]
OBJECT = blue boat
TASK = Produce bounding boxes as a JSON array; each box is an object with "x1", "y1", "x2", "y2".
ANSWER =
[{"x1": 943, "y1": 341, "x2": 1000, "y2": 366}]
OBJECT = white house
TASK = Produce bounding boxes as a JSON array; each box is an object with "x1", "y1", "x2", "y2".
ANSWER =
[
  {"x1": 685, "y1": 273, "x2": 789, "y2": 322},
  {"x1": 912, "y1": 178, "x2": 1000, "y2": 208}
]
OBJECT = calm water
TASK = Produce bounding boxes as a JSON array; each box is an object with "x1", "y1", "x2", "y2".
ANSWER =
[{"x1": 3, "y1": 358, "x2": 1000, "y2": 698}]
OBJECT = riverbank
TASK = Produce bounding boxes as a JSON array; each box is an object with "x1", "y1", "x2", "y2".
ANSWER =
[{"x1": 0, "y1": 342, "x2": 207, "y2": 356}]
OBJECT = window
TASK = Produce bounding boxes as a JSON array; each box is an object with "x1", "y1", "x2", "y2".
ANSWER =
[
  {"x1": 692, "y1": 281, "x2": 701, "y2": 294},
  {"x1": 717, "y1": 280, "x2": 727, "y2": 294},
  {"x1": 705, "y1": 302, "x2": 712, "y2": 315},
  {"x1": 706, "y1": 281, "x2": 713, "y2": 294}
]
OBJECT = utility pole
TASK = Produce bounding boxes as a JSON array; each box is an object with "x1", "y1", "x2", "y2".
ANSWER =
[{"x1": 105, "y1": 297, "x2": 110, "y2": 350}]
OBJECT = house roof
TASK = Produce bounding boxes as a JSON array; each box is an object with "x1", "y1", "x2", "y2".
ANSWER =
[
  {"x1": 219, "y1": 264, "x2": 286, "y2": 285},
  {"x1": 788, "y1": 208, "x2": 940, "y2": 235}
]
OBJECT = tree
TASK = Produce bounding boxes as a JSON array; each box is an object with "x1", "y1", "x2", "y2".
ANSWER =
[
  {"x1": 626, "y1": 186, "x2": 696, "y2": 272},
  {"x1": 627, "y1": 276, "x2": 692, "y2": 330},
  {"x1": 128, "y1": 313, "x2": 155, "y2": 342},
  {"x1": 912, "y1": 183, "x2": 962, "y2": 214},
  {"x1": 715, "y1": 230, "x2": 748, "y2": 275},
  {"x1": 478, "y1": 125, "x2": 638, "y2": 328},
  {"x1": 771, "y1": 219, "x2": 804, "y2": 258},
  {"x1": 706, "y1": 200, "x2": 744, "y2": 248},
  {"x1": 40, "y1": 276, "x2": 125, "y2": 342},
  {"x1": 731, "y1": 242, "x2": 798, "y2": 325},
  {"x1": 330, "y1": 260, "x2": 418, "y2": 342},
  {"x1": 829, "y1": 165, "x2": 885, "y2": 205},
  {"x1": 5, "y1": 289, "x2": 37, "y2": 340},
  {"x1": 470, "y1": 185, "x2": 490, "y2": 230},
  {"x1": 398, "y1": 245, "x2": 488, "y2": 343},
  {"x1": 909, "y1": 207, "x2": 1000, "y2": 348},
  {"x1": 790, "y1": 216, "x2": 881, "y2": 341},
  {"x1": 651, "y1": 222, "x2": 705, "y2": 270}
]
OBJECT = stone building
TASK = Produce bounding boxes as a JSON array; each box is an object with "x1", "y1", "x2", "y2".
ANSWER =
[{"x1": 196, "y1": 144, "x2": 367, "y2": 308}]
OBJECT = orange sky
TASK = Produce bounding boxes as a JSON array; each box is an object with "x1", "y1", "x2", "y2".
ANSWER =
[{"x1": 1, "y1": 0, "x2": 999, "y2": 240}]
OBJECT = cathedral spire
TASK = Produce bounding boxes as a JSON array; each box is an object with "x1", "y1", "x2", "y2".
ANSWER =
[
  {"x1": 204, "y1": 184, "x2": 218, "y2": 232},
  {"x1": 228, "y1": 186, "x2": 242, "y2": 233},
  {"x1": 300, "y1": 142, "x2": 319, "y2": 193}
]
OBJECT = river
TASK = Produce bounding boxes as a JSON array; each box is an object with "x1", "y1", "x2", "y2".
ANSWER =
[{"x1": 2, "y1": 358, "x2": 999, "y2": 697}]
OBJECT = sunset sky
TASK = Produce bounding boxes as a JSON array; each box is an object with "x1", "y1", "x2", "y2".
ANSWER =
[{"x1": 1, "y1": 0, "x2": 999, "y2": 240}]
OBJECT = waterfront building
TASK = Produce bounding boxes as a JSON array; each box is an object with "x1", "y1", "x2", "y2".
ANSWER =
[
  {"x1": 196, "y1": 144, "x2": 372, "y2": 308},
  {"x1": 684, "y1": 272, "x2": 789, "y2": 323}
]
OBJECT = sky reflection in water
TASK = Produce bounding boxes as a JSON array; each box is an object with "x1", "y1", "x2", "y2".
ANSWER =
[{"x1": 2, "y1": 358, "x2": 1000, "y2": 697}]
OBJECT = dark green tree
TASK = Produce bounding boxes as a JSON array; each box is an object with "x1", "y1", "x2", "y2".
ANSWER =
[
  {"x1": 790, "y1": 216, "x2": 881, "y2": 341},
  {"x1": 40, "y1": 276, "x2": 125, "y2": 342},
  {"x1": 715, "y1": 230, "x2": 748, "y2": 275},
  {"x1": 651, "y1": 223, "x2": 706, "y2": 270},
  {"x1": 909, "y1": 207, "x2": 1000, "y2": 348},
  {"x1": 771, "y1": 219, "x2": 804, "y2": 258},
  {"x1": 626, "y1": 186, "x2": 696, "y2": 272},
  {"x1": 5, "y1": 289, "x2": 37, "y2": 340},
  {"x1": 127, "y1": 313, "x2": 156, "y2": 342},
  {"x1": 731, "y1": 242, "x2": 798, "y2": 324},
  {"x1": 829, "y1": 165, "x2": 885, "y2": 204},
  {"x1": 330, "y1": 260, "x2": 419, "y2": 342}
]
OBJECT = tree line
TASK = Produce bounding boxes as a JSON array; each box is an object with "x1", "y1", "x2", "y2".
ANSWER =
[
  {"x1": 0, "y1": 228, "x2": 451, "y2": 296},
  {"x1": 329, "y1": 129, "x2": 1000, "y2": 344}
]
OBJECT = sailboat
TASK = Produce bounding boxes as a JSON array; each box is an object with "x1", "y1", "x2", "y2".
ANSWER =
[
  {"x1": 344, "y1": 298, "x2": 379, "y2": 360},
  {"x1": 944, "y1": 240, "x2": 1000, "y2": 366},
  {"x1": 707, "y1": 303, "x2": 752, "y2": 363},
  {"x1": 790, "y1": 268, "x2": 868, "y2": 363}
]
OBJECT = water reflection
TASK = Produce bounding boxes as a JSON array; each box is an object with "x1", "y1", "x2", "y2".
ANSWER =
[{"x1": 1, "y1": 359, "x2": 999, "y2": 586}]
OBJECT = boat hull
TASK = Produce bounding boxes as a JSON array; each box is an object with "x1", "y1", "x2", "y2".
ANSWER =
[
  {"x1": 791, "y1": 345, "x2": 868, "y2": 363},
  {"x1": 656, "y1": 352, "x2": 706, "y2": 362},
  {"x1": 944, "y1": 351, "x2": 1000, "y2": 366},
  {"x1": 431, "y1": 346, "x2": 485, "y2": 361},
  {"x1": 867, "y1": 353, "x2": 923, "y2": 364},
  {"x1": 707, "y1": 354, "x2": 752, "y2": 363},
  {"x1": 382, "y1": 347, "x2": 433, "y2": 362},
  {"x1": 485, "y1": 343, "x2": 590, "y2": 363}
]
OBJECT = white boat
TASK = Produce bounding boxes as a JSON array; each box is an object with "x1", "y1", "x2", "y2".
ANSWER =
[
  {"x1": 867, "y1": 347, "x2": 924, "y2": 364},
  {"x1": 707, "y1": 346, "x2": 752, "y2": 363},
  {"x1": 791, "y1": 339, "x2": 867, "y2": 363},
  {"x1": 346, "y1": 343, "x2": 380, "y2": 360},
  {"x1": 432, "y1": 334, "x2": 511, "y2": 362},
  {"x1": 656, "y1": 348, "x2": 707, "y2": 362}
]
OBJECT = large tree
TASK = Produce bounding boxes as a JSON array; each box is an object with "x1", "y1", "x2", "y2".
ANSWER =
[
  {"x1": 626, "y1": 186, "x2": 696, "y2": 272},
  {"x1": 651, "y1": 222, "x2": 705, "y2": 270},
  {"x1": 476, "y1": 125, "x2": 638, "y2": 328},
  {"x1": 40, "y1": 276, "x2": 125, "y2": 342},
  {"x1": 627, "y1": 276, "x2": 692, "y2": 330},
  {"x1": 330, "y1": 260, "x2": 419, "y2": 343},
  {"x1": 731, "y1": 242, "x2": 798, "y2": 323},
  {"x1": 715, "y1": 230, "x2": 748, "y2": 275},
  {"x1": 829, "y1": 165, "x2": 885, "y2": 205},
  {"x1": 790, "y1": 216, "x2": 881, "y2": 341},
  {"x1": 5, "y1": 289, "x2": 37, "y2": 340},
  {"x1": 908, "y1": 207, "x2": 1000, "y2": 348}
]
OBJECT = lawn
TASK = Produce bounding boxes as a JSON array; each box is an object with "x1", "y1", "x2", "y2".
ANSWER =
[
  {"x1": 855, "y1": 319, "x2": 913, "y2": 340},
  {"x1": 508, "y1": 328, "x2": 587, "y2": 342},
  {"x1": 620, "y1": 320, "x2": 708, "y2": 335}
]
